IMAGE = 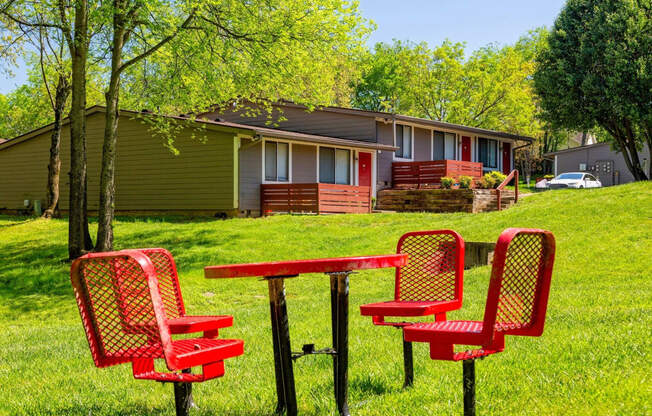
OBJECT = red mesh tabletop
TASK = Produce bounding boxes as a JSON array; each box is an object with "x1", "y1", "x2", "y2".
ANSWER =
[{"x1": 204, "y1": 254, "x2": 408, "y2": 278}]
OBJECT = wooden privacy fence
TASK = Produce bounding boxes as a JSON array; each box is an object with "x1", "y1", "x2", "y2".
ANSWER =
[
  {"x1": 392, "y1": 160, "x2": 483, "y2": 189},
  {"x1": 261, "y1": 183, "x2": 371, "y2": 215}
]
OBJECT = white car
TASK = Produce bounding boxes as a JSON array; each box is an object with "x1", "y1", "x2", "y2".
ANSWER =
[{"x1": 548, "y1": 172, "x2": 602, "y2": 189}]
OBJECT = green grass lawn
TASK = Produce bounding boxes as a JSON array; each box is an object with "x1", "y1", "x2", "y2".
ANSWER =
[{"x1": 1, "y1": 182, "x2": 651, "y2": 415}]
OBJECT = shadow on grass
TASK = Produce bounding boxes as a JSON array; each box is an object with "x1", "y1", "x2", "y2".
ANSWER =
[
  {"x1": 0, "y1": 217, "x2": 37, "y2": 228},
  {"x1": 18, "y1": 403, "x2": 290, "y2": 416}
]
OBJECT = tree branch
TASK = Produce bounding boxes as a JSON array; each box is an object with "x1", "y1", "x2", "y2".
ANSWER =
[{"x1": 117, "y1": 11, "x2": 195, "y2": 75}]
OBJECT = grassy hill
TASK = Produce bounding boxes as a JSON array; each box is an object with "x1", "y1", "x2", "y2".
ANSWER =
[{"x1": 1, "y1": 182, "x2": 650, "y2": 415}]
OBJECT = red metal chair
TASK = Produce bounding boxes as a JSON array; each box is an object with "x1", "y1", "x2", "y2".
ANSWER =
[
  {"x1": 138, "y1": 248, "x2": 235, "y2": 336},
  {"x1": 71, "y1": 250, "x2": 244, "y2": 416},
  {"x1": 404, "y1": 228, "x2": 555, "y2": 416},
  {"x1": 360, "y1": 230, "x2": 464, "y2": 387}
]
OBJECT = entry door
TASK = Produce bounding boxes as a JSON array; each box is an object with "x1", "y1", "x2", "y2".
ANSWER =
[
  {"x1": 461, "y1": 136, "x2": 471, "y2": 161},
  {"x1": 358, "y1": 152, "x2": 372, "y2": 187},
  {"x1": 502, "y1": 142, "x2": 511, "y2": 174}
]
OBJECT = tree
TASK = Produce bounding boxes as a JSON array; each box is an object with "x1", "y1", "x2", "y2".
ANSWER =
[
  {"x1": 0, "y1": 14, "x2": 71, "y2": 218},
  {"x1": 351, "y1": 37, "x2": 542, "y2": 138},
  {"x1": 534, "y1": 0, "x2": 651, "y2": 181},
  {"x1": 94, "y1": 0, "x2": 371, "y2": 251},
  {"x1": 1, "y1": 0, "x2": 105, "y2": 257}
]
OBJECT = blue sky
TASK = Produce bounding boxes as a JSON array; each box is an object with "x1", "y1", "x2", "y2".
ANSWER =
[{"x1": 0, "y1": 1, "x2": 566, "y2": 94}]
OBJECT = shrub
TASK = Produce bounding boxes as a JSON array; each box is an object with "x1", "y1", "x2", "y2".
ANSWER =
[
  {"x1": 476, "y1": 177, "x2": 492, "y2": 189},
  {"x1": 459, "y1": 176, "x2": 473, "y2": 189},
  {"x1": 481, "y1": 171, "x2": 507, "y2": 189},
  {"x1": 544, "y1": 174, "x2": 554, "y2": 180},
  {"x1": 440, "y1": 176, "x2": 455, "y2": 189},
  {"x1": 489, "y1": 170, "x2": 507, "y2": 184}
]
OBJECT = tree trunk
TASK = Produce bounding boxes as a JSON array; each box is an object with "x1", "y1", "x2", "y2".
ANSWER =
[
  {"x1": 43, "y1": 76, "x2": 70, "y2": 219},
  {"x1": 68, "y1": 0, "x2": 93, "y2": 259},
  {"x1": 581, "y1": 131, "x2": 587, "y2": 146},
  {"x1": 622, "y1": 120, "x2": 648, "y2": 181},
  {"x1": 95, "y1": 76, "x2": 121, "y2": 252},
  {"x1": 95, "y1": 6, "x2": 126, "y2": 252}
]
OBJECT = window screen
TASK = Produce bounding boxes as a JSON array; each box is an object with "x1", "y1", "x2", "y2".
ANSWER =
[
  {"x1": 320, "y1": 147, "x2": 350, "y2": 184},
  {"x1": 265, "y1": 141, "x2": 289, "y2": 181},
  {"x1": 395, "y1": 124, "x2": 412, "y2": 158}
]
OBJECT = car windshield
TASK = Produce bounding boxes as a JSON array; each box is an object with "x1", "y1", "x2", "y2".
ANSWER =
[{"x1": 556, "y1": 173, "x2": 583, "y2": 180}]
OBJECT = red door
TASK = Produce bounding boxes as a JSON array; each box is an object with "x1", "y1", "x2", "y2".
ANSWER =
[
  {"x1": 461, "y1": 136, "x2": 471, "y2": 161},
  {"x1": 502, "y1": 142, "x2": 511, "y2": 174},
  {"x1": 358, "y1": 152, "x2": 372, "y2": 187}
]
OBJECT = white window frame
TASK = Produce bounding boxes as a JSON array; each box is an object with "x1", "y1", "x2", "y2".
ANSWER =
[
  {"x1": 317, "y1": 145, "x2": 354, "y2": 185},
  {"x1": 261, "y1": 138, "x2": 293, "y2": 183},
  {"x1": 477, "y1": 137, "x2": 499, "y2": 171},
  {"x1": 393, "y1": 124, "x2": 414, "y2": 161}
]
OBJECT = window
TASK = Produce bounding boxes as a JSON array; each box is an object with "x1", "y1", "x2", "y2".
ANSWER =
[
  {"x1": 265, "y1": 141, "x2": 289, "y2": 182},
  {"x1": 444, "y1": 132, "x2": 456, "y2": 160},
  {"x1": 395, "y1": 124, "x2": 412, "y2": 159},
  {"x1": 319, "y1": 147, "x2": 350, "y2": 184},
  {"x1": 433, "y1": 131, "x2": 444, "y2": 160},
  {"x1": 478, "y1": 138, "x2": 498, "y2": 168},
  {"x1": 433, "y1": 131, "x2": 456, "y2": 160}
]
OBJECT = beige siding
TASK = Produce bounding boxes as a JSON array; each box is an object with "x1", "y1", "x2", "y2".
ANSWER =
[
  {"x1": 0, "y1": 112, "x2": 238, "y2": 212},
  {"x1": 292, "y1": 144, "x2": 317, "y2": 183},
  {"x1": 414, "y1": 127, "x2": 431, "y2": 161},
  {"x1": 205, "y1": 104, "x2": 377, "y2": 143},
  {"x1": 239, "y1": 140, "x2": 262, "y2": 212}
]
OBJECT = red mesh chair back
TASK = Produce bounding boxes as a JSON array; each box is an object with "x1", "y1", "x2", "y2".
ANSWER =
[
  {"x1": 482, "y1": 228, "x2": 555, "y2": 337},
  {"x1": 395, "y1": 230, "x2": 464, "y2": 303},
  {"x1": 71, "y1": 250, "x2": 171, "y2": 368},
  {"x1": 140, "y1": 248, "x2": 185, "y2": 319}
]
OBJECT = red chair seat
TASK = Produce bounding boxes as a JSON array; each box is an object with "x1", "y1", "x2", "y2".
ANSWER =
[
  {"x1": 170, "y1": 338, "x2": 244, "y2": 370},
  {"x1": 405, "y1": 320, "x2": 485, "y2": 344},
  {"x1": 360, "y1": 300, "x2": 459, "y2": 317},
  {"x1": 167, "y1": 315, "x2": 233, "y2": 334}
]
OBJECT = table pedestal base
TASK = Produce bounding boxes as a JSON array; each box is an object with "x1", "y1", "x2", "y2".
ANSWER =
[
  {"x1": 268, "y1": 278, "x2": 297, "y2": 416},
  {"x1": 266, "y1": 271, "x2": 352, "y2": 416}
]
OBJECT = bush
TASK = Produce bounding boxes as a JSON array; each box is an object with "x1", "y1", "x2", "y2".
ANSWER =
[
  {"x1": 476, "y1": 177, "x2": 492, "y2": 189},
  {"x1": 544, "y1": 174, "x2": 554, "y2": 180},
  {"x1": 459, "y1": 176, "x2": 473, "y2": 189},
  {"x1": 440, "y1": 176, "x2": 455, "y2": 189},
  {"x1": 479, "y1": 171, "x2": 507, "y2": 189}
]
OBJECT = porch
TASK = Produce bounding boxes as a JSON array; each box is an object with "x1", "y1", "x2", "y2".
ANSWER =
[
  {"x1": 391, "y1": 160, "x2": 483, "y2": 189},
  {"x1": 261, "y1": 183, "x2": 372, "y2": 215}
]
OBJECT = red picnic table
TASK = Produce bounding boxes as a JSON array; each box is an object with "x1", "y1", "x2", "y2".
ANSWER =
[{"x1": 205, "y1": 254, "x2": 408, "y2": 416}]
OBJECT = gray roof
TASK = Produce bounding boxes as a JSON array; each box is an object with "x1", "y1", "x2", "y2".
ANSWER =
[{"x1": 0, "y1": 106, "x2": 397, "y2": 152}]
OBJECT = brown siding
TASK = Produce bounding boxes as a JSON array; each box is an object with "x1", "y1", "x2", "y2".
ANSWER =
[
  {"x1": 292, "y1": 144, "x2": 317, "y2": 183},
  {"x1": 204, "y1": 104, "x2": 377, "y2": 143},
  {"x1": 238, "y1": 140, "x2": 262, "y2": 212},
  {"x1": 414, "y1": 127, "x2": 431, "y2": 161},
  {"x1": 0, "y1": 112, "x2": 238, "y2": 212},
  {"x1": 0, "y1": 131, "x2": 51, "y2": 210}
]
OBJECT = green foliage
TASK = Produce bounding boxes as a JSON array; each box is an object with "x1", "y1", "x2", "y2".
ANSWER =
[
  {"x1": 0, "y1": 182, "x2": 650, "y2": 414},
  {"x1": 458, "y1": 175, "x2": 473, "y2": 189},
  {"x1": 120, "y1": 0, "x2": 373, "y2": 117},
  {"x1": 477, "y1": 171, "x2": 507, "y2": 189},
  {"x1": 351, "y1": 34, "x2": 543, "y2": 137},
  {"x1": 0, "y1": 54, "x2": 103, "y2": 139},
  {"x1": 534, "y1": 0, "x2": 651, "y2": 180},
  {"x1": 440, "y1": 176, "x2": 455, "y2": 189}
]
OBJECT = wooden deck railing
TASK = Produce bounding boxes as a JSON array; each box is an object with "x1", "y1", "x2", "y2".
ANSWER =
[
  {"x1": 392, "y1": 160, "x2": 483, "y2": 189},
  {"x1": 261, "y1": 183, "x2": 371, "y2": 215},
  {"x1": 496, "y1": 169, "x2": 519, "y2": 211}
]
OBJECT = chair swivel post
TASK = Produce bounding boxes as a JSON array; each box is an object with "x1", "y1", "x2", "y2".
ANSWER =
[{"x1": 462, "y1": 359, "x2": 475, "y2": 416}]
